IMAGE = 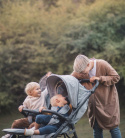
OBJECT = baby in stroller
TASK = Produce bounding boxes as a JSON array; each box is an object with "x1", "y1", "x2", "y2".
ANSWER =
[{"x1": 24, "y1": 94, "x2": 70, "y2": 136}]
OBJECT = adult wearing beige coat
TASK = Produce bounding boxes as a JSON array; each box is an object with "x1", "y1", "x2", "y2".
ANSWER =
[{"x1": 71, "y1": 54, "x2": 122, "y2": 138}]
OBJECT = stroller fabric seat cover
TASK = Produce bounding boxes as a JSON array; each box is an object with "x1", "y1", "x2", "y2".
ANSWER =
[
  {"x1": 51, "y1": 104, "x2": 70, "y2": 115},
  {"x1": 48, "y1": 104, "x2": 70, "y2": 125}
]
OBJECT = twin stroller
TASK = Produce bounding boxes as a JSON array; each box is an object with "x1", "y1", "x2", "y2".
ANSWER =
[{"x1": 2, "y1": 74, "x2": 99, "y2": 138}]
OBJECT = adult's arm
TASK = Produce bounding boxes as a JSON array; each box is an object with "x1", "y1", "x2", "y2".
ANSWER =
[{"x1": 98, "y1": 60, "x2": 120, "y2": 86}]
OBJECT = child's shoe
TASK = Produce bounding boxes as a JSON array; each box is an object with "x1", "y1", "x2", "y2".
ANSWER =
[
  {"x1": 24, "y1": 128, "x2": 34, "y2": 136},
  {"x1": 31, "y1": 126, "x2": 35, "y2": 131}
]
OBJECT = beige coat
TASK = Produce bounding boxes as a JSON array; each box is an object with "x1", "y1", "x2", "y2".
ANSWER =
[{"x1": 72, "y1": 59, "x2": 120, "y2": 130}]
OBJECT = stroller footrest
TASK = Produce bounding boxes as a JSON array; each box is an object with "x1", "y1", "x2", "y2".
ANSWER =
[{"x1": 2, "y1": 128, "x2": 25, "y2": 135}]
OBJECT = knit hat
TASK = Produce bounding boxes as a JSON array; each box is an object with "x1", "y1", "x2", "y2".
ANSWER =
[{"x1": 73, "y1": 54, "x2": 90, "y2": 73}]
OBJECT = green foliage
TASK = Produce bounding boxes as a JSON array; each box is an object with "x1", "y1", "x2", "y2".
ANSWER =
[
  {"x1": 0, "y1": 92, "x2": 13, "y2": 113},
  {"x1": 54, "y1": 0, "x2": 125, "y2": 76},
  {"x1": 0, "y1": 0, "x2": 125, "y2": 112}
]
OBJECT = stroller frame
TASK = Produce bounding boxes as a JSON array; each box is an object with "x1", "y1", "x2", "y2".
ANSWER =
[{"x1": 3, "y1": 76, "x2": 99, "y2": 138}]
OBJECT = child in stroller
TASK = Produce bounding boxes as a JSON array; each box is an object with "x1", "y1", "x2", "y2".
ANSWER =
[
  {"x1": 3, "y1": 74, "x2": 99, "y2": 138},
  {"x1": 2, "y1": 81, "x2": 48, "y2": 138},
  {"x1": 24, "y1": 94, "x2": 70, "y2": 136}
]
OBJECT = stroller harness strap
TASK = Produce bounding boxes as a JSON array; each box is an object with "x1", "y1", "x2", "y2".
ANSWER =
[{"x1": 48, "y1": 104, "x2": 70, "y2": 125}]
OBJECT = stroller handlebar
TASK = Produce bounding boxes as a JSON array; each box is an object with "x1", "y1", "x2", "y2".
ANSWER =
[
  {"x1": 79, "y1": 79, "x2": 99, "y2": 93},
  {"x1": 22, "y1": 108, "x2": 69, "y2": 121},
  {"x1": 90, "y1": 80, "x2": 99, "y2": 93},
  {"x1": 79, "y1": 79, "x2": 90, "y2": 83}
]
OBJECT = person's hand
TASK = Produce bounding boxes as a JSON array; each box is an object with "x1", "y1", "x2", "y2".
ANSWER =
[
  {"x1": 39, "y1": 106, "x2": 46, "y2": 112},
  {"x1": 46, "y1": 72, "x2": 52, "y2": 77},
  {"x1": 90, "y1": 76, "x2": 100, "y2": 83},
  {"x1": 18, "y1": 105, "x2": 24, "y2": 112}
]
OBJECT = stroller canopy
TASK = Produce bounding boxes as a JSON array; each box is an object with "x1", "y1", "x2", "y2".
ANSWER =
[
  {"x1": 46, "y1": 74, "x2": 92, "y2": 123},
  {"x1": 46, "y1": 74, "x2": 79, "y2": 108}
]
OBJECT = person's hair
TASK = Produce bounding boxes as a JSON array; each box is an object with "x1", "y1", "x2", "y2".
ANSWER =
[
  {"x1": 25, "y1": 82, "x2": 39, "y2": 95},
  {"x1": 50, "y1": 94, "x2": 62, "y2": 106},
  {"x1": 73, "y1": 54, "x2": 90, "y2": 73}
]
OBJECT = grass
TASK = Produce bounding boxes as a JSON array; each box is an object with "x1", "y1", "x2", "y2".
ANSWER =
[
  {"x1": 75, "y1": 113, "x2": 125, "y2": 138},
  {"x1": 0, "y1": 111, "x2": 125, "y2": 138},
  {"x1": 0, "y1": 111, "x2": 23, "y2": 137}
]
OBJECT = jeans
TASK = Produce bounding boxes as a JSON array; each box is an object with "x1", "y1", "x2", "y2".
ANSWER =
[
  {"x1": 93, "y1": 119, "x2": 122, "y2": 138},
  {"x1": 35, "y1": 114, "x2": 60, "y2": 135}
]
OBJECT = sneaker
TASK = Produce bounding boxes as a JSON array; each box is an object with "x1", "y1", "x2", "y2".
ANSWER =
[
  {"x1": 31, "y1": 126, "x2": 35, "y2": 131},
  {"x1": 24, "y1": 128, "x2": 34, "y2": 136},
  {"x1": 1, "y1": 134, "x2": 11, "y2": 138}
]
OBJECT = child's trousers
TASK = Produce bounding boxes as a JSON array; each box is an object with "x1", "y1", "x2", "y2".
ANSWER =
[{"x1": 36, "y1": 114, "x2": 60, "y2": 135}]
